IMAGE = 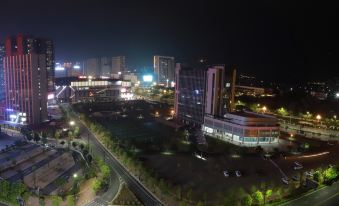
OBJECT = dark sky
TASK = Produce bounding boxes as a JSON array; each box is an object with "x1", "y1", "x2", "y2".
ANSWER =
[{"x1": 0, "y1": 0, "x2": 338, "y2": 82}]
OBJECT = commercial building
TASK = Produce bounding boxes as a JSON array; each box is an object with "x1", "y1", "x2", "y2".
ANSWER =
[
  {"x1": 154, "y1": 55, "x2": 175, "y2": 85},
  {"x1": 174, "y1": 63, "x2": 279, "y2": 146},
  {"x1": 174, "y1": 63, "x2": 206, "y2": 126},
  {"x1": 84, "y1": 58, "x2": 101, "y2": 77},
  {"x1": 203, "y1": 112, "x2": 279, "y2": 146},
  {"x1": 83, "y1": 56, "x2": 126, "y2": 77},
  {"x1": 55, "y1": 76, "x2": 132, "y2": 103},
  {"x1": 0, "y1": 44, "x2": 5, "y2": 101},
  {"x1": 112, "y1": 56, "x2": 126, "y2": 74},
  {"x1": 3, "y1": 35, "x2": 48, "y2": 124},
  {"x1": 4, "y1": 34, "x2": 54, "y2": 93}
]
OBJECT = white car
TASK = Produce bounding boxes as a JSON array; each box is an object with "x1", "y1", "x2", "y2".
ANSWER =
[
  {"x1": 223, "y1": 170, "x2": 229, "y2": 177},
  {"x1": 305, "y1": 171, "x2": 313, "y2": 177},
  {"x1": 282, "y1": 177, "x2": 289, "y2": 185},
  {"x1": 294, "y1": 161, "x2": 302, "y2": 167},
  {"x1": 235, "y1": 170, "x2": 241, "y2": 177},
  {"x1": 294, "y1": 165, "x2": 303, "y2": 170}
]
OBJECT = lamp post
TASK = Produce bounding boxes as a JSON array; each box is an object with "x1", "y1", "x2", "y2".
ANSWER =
[
  {"x1": 262, "y1": 106, "x2": 267, "y2": 113},
  {"x1": 170, "y1": 109, "x2": 175, "y2": 118},
  {"x1": 316, "y1": 114, "x2": 322, "y2": 125}
]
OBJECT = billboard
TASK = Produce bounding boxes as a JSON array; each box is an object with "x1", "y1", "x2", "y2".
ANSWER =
[{"x1": 143, "y1": 75, "x2": 153, "y2": 82}]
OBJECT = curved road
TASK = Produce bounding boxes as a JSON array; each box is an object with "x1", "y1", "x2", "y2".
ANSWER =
[{"x1": 64, "y1": 104, "x2": 163, "y2": 206}]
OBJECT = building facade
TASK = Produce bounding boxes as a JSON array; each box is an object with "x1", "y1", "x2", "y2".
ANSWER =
[
  {"x1": 205, "y1": 66, "x2": 225, "y2": 116},
  {"x1": 0, "y1": 44, "x2": 5, "y2": 101},
  {"x1": 203, "y1": 112, "x2": 279, "y2": 146},
  {"x1": 55, "y1": 76, "x2": 132, "y2": 103},
  {"x1": 4, "y1": 34, "x2": 54, "y2": 94},
  {"x1": 112, "y1": 56, "x2": 126, "y2": 74},
  {"x1": 174, "y1": 63, "x2": 206, "y2": 126},
  {"x1": 3, "y1": 50, "x2": 47, "y2": 124},
  {"x1": 154, "y1": 55, "x2": 175, "y2": 85}
]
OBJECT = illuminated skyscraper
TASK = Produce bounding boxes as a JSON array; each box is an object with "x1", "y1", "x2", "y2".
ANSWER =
[
  {"x1": 3, "y1": 34, "x2": 48, "y2": 124},
  {"x1": 0, "y1": 44, "x2": 5, "y2": 101},
  {"x1": 154, "y1": 55, "x2": 175, "y2": 85},
  {"x1": 112, "y1": 56, "x2": 126, "y2": 74}
]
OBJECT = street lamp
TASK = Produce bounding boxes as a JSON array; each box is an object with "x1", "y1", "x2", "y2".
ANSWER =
[
  {"x1": 69, "y1": 121, "x2": 75, "y2": 126},
  {"x1": 73, "y1": 173, "x2": 78, "y2": 179},
  {"x1": 316, "y1": 114, "x2": 321, "y2": 121},
  {"x1": 170, "y1": 110, "x2": 175, "y2": 118},
  {"x1": 262, "y1": 106, "x2": 267, "y2": 113}
]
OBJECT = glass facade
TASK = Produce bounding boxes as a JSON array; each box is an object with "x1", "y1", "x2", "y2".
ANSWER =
[
  {"x1": 176, "y1": 66, "x2": 206, "y2": 125},
  {"x1": 203, "y1": 116, "x2": 279, "y2": 145}
]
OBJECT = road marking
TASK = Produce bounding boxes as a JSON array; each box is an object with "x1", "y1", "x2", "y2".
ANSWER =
[
  {"x1": 279, "y1": 186, "x2": 328, "y2": 206},
  {"x1": 314, "y1": 191, "x2": 339, "y2": 206}
]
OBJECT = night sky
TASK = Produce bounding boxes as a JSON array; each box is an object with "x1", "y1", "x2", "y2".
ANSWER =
[{"x1": 0, "y1": 0, "x2": 337, "y2": 82}]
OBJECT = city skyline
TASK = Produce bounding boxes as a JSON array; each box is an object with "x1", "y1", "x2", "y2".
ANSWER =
[{"x1": 0, "y1": 0, "x2": 337, "y2": 82}]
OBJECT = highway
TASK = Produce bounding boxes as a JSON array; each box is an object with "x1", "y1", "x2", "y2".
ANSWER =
[
  {"x1": 64, "y1": 105, "x2": 163, "y2": 206},
  {"x1": 280, "y1": 181, "x2": 339, "y2": 206}
]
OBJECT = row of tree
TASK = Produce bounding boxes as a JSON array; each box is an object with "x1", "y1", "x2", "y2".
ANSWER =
[{"x1": 0, "y1": 179, "x2": 29, "y2": 205}]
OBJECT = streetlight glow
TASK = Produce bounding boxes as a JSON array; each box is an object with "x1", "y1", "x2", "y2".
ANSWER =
[
  {"x1": 262, "y1": 106, "x2": 267, "y2": 113},
  {"x1": 316, "y1": 114, "x2": 321, "y2": 121},
  {"x1": 69, "y1": 121, "x2": 75, "y2": 126},
  {"x1": 73, "y1": 173, "x2": 78, "y2": 178}
]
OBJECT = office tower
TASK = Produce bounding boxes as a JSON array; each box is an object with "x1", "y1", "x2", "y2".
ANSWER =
[
  {"x1": 4, "y1": 35, "x2": 48, "y2": 124},
  {"x1": 205, "y1": 65, "x2": 225, "y2": 116},
  {"x1": 154, "y1": 55, "x2": 175, "y2": 85},
  {"x1": 101, "y1": 57, "x2": 112, "y2": 77},
  {"x1": 174, "y1": 63, "x2": 206, "y2": 126},
  {"x1": 0, "y1": 44, "x2": 5, "y2": 101},
  {"x1": 4, "y1": 34, "x2": 54, "y2": 93},
  {"x1": 205, "y1": 65, "x2": 237, "y2": 116},
  {"x1": 112, "y1": 56, "x2": 126, "y2": 74},
  {"x1": 26, "y1": 37, "x2": 54, "y2": 92},
  {"x1": 84, "y1": 58, "x2": 100, "y2": 77}
]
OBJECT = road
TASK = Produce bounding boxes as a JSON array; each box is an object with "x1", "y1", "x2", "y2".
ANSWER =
[
  {"x1": 64, "y1": 104, "x2": 163, "y2": 206},
  {"x1": 280, "y1": 181, "x2": 339, "y2": 206}
]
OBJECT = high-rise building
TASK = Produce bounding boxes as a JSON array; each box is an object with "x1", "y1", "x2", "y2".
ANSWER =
[
  {"x1": 154, "y1": 55, "x2": 175, "y2": 85},
  {"x1": 174, "y1": 63, "x2": 206, "y2": 126},
  {"x1": 205, "y1": 65, "x2": 236, "y2": 116},
  {"x1": 4, "y1": 35, "x2": 48, "y2": 124},
  {"x1": 112, "y1": 56, "x2": 126, "y2": 74},
  {"x1": 0, "y1": 44, "x2": 5, "y2": 101},
  {"x1": 3, "y1": 34, "x2": 55, "y2": 93},
  {"x1": 101, "y1": 57, "x2": 112, "y2": 77},
  {"x1": 84, "y1": 58, "x2": 100, "y2": 77}
]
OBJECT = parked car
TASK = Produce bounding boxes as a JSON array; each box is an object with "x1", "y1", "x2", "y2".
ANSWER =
[
  {"x1": 305, "y1": 171, "x2": 313, "y2": 177},
  {"x1": 294, "y1": 161, "x2": 302, "y2": 166},
  {"x1": 294, "y1": 165, "x2": 303, "y2": 170},
  {"x1": 235, "y1": 170, "x2": 241, "y2": 177},
  {"x1": 223, "y1": 170, "x2": 229, "y2": 177},
  {"x1": 282, "y1": 177, "x2": 289, "y2": 185}
]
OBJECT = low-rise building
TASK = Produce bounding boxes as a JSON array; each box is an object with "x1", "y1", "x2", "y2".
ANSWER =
[{"x1": 203, "y1": 111, "x2": 279, "y2": 146}]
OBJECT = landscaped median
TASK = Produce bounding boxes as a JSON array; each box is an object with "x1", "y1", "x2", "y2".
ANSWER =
[{"x1": 78, "y1": 114, "x2": 182, "y2": 205}]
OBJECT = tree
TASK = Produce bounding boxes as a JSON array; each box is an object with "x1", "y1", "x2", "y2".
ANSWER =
[
  {"x1": 243, "y1": 194, "x2": 253, "y2": 206},
  {"x1": 265, "y1": 189, "x2": 273, "y2": 203},
  {"x1": 313, "y1": 171, "x2": 324, "y2": 185},
  {"x1": 176, "y1": 186, "x2": 182, "y2": 200},
  {"x1": 55, "y1": 131, "x2": 61, "y2": 139},
  {"x1": 186, "y1": 188, "x2": 193, "y2": 201},
  {"x1": 51, "y1": 196, "x2": 61, "y2": 206},
  {"x1": 196, "y1": 201, "x2": 204, "y2": 206},
  {"x1": 67, "y1": 195, "x2": 75, "y2": 206},
  {"x1": 323, "y1": 167, "x2": 337, "y2": 182},
  {"x1": 252, "y1": 191, "x2": 264, "y2": 205}
]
